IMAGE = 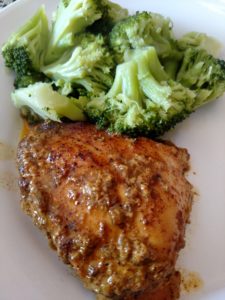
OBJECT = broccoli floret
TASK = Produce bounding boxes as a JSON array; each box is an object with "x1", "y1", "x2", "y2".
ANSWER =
[
  {"x1": 45, "y1": 0, "x2": 103, "y2": 63},
  {"x1": 53, "y1": 79, "x2": 74, "y2": 96},
  {"x1": 109, "y1": 11, "x2": 180, "y2": 64},
  {"x1": 2, "y1": 6, "x2": 49, "y2": 75},
  {"x1": 42, "y1": 33, "x2": 115, "y2": 95},
  {"x1": 162, "y1": 32, "x2": 221, "y2": 80},
  {"x1": 85, "y1": 46, "x2": 225, "y2": 137},
  {"x1": 88, "y1": 0, "x2": 128, "y2": 35},
  {"x1": 14, "y1": 72, "x2": 50, "y2": 89},
  {"x1": 87, "y1": 46, "x2": 225, "y2": 137},
  {"x1": 177, "y1": 32, "x2": 221, "y2": 56},
  {"x1": 177, "y1": 48, "x2": 225, "y2": 105},
  {"x1": 11, "y1": 82, "x2": 87, "y2": 122},
  {"x1": 53, "y1": 79, "x2": 90, "y2": 97}
]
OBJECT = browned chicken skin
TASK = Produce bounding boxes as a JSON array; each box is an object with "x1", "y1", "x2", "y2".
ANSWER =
[{"x1": 17, "y1": 122, "x2": 193, "y2": 299}]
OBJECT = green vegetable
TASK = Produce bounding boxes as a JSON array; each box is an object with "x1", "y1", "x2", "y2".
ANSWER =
[
  {"x1": 177, "y1": 32, "x2": 221, "y2": 56},
  {"x1": 162, "y1": 32, "x2": 222, "y2": 81},
  {"x1": 14, "y1": 73, "x2": 50, "y2": 89},
  {"x1": 109, "y1": 11, "x2": 181, "y2": 64},
  {"x1": 45, "y1": 0, "x2": 104, "y2": 63},
  {"x1": 85, "y1": 47, "x2": 225, "y2": 137},
  {"x1": 177, "y1": 48, "x2": 225, "y2": 105},
  {"x1": 12, "y1": 82, "x2": 87, "y2": 122},
  {"x1": 2, "y1": 6, "x2": 49, "y2": 76},
  {"x1": 2, "y1": 0, "x2": 225, "y2": 136},
  {"x1": 88, "y1": 0, "x2": 128, "y2": 34},
  {"x1": 42, "y1": 33, "x2": 115, "y2": 95}
]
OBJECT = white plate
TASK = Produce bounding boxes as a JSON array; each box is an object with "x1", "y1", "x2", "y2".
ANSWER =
[{"x1": 0, "y1": 0, "x2": 225, "y2": 299}]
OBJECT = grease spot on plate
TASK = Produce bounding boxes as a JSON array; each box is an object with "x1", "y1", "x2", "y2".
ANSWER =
[
  {"x1": 0, "y1": 171, "x2": 18, "y2": 191},
  {"x1": 180, "y1": 268, "x2": 203, "y2": 294}
]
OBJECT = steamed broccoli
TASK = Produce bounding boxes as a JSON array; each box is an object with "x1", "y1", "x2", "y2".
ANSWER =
[
  {"x1": 162, "y1": 32, "x2": 221, "y2": 81},
  {"x1": 177, "y1": 48, "x2": 225, "y2": 105},
  {"x1": 85, "y1": 46, "x2": 225, "y2": 137},
  {"x1": 14, "y1": 72, "x2": 50, "y2": 89},
  {"x1": 109, "y1": 11, "x2": 181, "y2": 64},
  {"x1": 45, "y1": 0, "x2": 104, "y2": 63},
  {"x1": 42, "y1": 33, "x2": 115, "y2": 95},
  {"x1": 177, "y1": 32, "x2": 221, "y2": 56},
  {"x1": 3, "y1": 0, "x2": 225, "y2": 135},
  {"x1": 88, "y1": 0, "x2": 128, "y2": 34},
  {"x1": 2, "y1": 6, "x2": 49, "y2": 76},
  {"x1": 11, "y1": 82, "x2": 87, "y2": 122}
]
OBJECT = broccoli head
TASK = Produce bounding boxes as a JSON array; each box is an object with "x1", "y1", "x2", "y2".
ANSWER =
[
  {"x1": 2, "y1": 6, "x2": 49, "y2": 76},
  {"x1": 45, "y1": 0, "x2": 104, "y2": 63},
  {"x1": 86, "y1": 47, "x2": 198, "y2": 137},
  {"x1": 42, "y1": 33, "x2": 115, "y2": 95},
  {"x1": 177, "y1": 48, "x2": 225, "y2": 105},
  {"x1": 11, "y1": 82, "x2": 87, "y2": 122},
  {"x1": 109, "y1": 11, "x2": 180, "y2": 64}
]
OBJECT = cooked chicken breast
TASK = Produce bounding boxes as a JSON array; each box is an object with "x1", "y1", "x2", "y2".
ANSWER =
[{"x1": 17, "y1": 122, "x2": 193, "y2": 299}]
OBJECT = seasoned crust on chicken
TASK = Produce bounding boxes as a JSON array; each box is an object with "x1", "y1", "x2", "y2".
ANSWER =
[
  {"x1": 17, "y1": 122, "x2": 193, "y2": 299},
  {"x1": 97, "y1": 271, "x2": 181, "y2": 300}
]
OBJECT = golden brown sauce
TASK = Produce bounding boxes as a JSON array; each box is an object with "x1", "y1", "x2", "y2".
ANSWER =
[
  {"x1": 0, "y1": 142, "x2": 15, "y2": 160},
  {"x1": 20, "y1": 119, "x2": 30, "y2": 139},
  {"x1": 0, "y1": 140, "x2": 16, "y2": 192},
  {"x1": 180, "y1": 269, "x2": 203, "y2": 294},
  {"x1": 97, "y1": 269, "x2": 202, "y2": 299}
]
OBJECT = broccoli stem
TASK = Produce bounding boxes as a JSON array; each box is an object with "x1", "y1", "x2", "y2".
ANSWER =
[
  {"x1": 163, "y1": 58, "x2": 180, "y2": 80},
  {"x1": 146, "y1": 47, "x2": 169, "y2": 82},
  {"x1": 107, "y1": 61, "x2": 142, "y2": 103},
  {"x1": 134, "y1": 51, "x2": 171, "y2": 110},
  {"x1": 125, "y1": 47, "x2": 169, "y2": 82},
  {"x1": 11, "y1": 82, "x2": 86, "y2": 122}
]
